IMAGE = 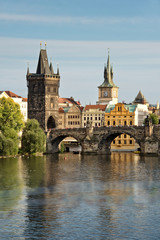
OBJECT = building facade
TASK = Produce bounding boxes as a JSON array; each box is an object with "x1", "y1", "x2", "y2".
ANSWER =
[
  {"x1": 105, "y1": 103, "x2": 148, "y2": 150},
  {"x1": 0, "y1": 91, "x2": 28, "y2": 121},
  {"x1": 82, "y1": 105, "x2": 106, "y2": 127},
  {"x1": 97, "y1": 51, "x2": 118, "y2": 105},
  {"x1": 27, "y1": 47, "x2": 60, "y2": 131},
  {"x1": 58, "y1": 97, "x2": 83, "y2": 129}
]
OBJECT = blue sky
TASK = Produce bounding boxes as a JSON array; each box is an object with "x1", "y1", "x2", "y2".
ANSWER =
[{"x1": 0, "y1": 0, "x2": 160, "y2": 104}]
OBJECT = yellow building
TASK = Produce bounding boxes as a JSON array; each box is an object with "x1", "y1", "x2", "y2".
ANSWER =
[{"x1": 105, "y1": 103, "x2": 138, "y2": 151}]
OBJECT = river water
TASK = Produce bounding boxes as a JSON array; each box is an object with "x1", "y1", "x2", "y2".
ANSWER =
[{"x1": 0, "y1": 152, "x2": 160, "y2": 239}]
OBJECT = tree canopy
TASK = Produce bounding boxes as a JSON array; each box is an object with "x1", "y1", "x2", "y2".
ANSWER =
[
  {"x1": 0, "y1": 97, "x2": 24, "y2": 155},
  {"x1": 22, "y1": 119, "x2": 46, "y2": 154},
  {"x1": 144, "y1": 113, "x2": 159, "y2": 125},
  {"x1": 0, "y1": 97, "x2": 24, "y2": 132}
]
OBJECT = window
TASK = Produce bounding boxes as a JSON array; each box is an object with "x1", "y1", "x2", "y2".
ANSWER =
[
  {"x1": 124, "y1": 120, "x2": 127, "y2": 126},
  {"x1": 50, "y1": 98, "x2": 54, "y2": 108},
  {"x1": 124, "y1": 140, "x2": 126, "y2": 144},
  {"x1": 95, "y1": 117, "x2": 97, "y2": 120},
  {"x1": 113, "y1": 140, "x2": 115, "y2": 144},
  {"x1": 84, "y1": 117, "x2": 86, "y2": 120},
  {"x1": 130, "y1": 140, "x2": 133, "y2": 144},
  {"x1": 124, "y1": 134, "x2": 126, "y2": 138},
  {"x1": 118, "y1": 140, "x2": 121, "y2": 144},
  {"x1": 130, "y1": 121, "x2": 132, "y2": 125},
  {"x1": 113, "y1": 121, "x2": 115, "y2": 125},
  {"x1": 108, "y1": 121, "x2": 110, "y2": 126}
]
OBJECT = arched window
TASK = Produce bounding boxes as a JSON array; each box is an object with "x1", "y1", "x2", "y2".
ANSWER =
[
  {"x1": 130, "y1": 121, "x2": 132, "y2": 125},
  {"x1": 108, "y1": 121, "x2": 110, "y2": 126},
  {"x1": 113, "y1": 121, "x2": 115, "y2": 125},
  {"x1": 47, "y1": 116, "x2": 56, "y2": 129},
  {"x1": 50, "y1": 98, "x2": 54, "y2": 108},
  {"x1": 124, "y1": 120, "x2": 127, "y2": 126}
]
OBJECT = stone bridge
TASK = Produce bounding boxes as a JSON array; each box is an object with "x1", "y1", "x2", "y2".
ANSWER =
[{"x1": 47, "y1": 123, "x2": 160, "y2": 155}]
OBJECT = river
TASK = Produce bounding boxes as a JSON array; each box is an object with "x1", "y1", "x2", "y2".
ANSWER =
[{"x1": 0, "y1": 152, "x2": 160, "y2": 239}]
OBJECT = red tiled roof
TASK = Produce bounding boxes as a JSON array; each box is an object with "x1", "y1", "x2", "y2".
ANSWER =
[
  {"x1": 5, "y1": 91, "x2": 22, "y2": 98},
  {"x1": 59, "y1": 107, "x2": 64, "y2": 113},
  {"x1": 84, "y1": 105, "x2": 107, "y2": 111},
  {"x1": 22, "y1": 98, "x2": 28, "y2": 102}
]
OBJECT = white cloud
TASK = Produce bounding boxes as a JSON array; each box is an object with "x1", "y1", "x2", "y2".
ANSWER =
[{"x1": 0, "y1": 13, "x2": 158, "y2": 25}]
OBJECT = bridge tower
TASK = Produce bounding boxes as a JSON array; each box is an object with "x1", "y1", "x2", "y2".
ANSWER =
[
  {"x1": 26, "y1": 44, "x2": 60, "y2": 131},
  {"x1": 97, "y1": 50, "x2": 119, "y2": 105}
]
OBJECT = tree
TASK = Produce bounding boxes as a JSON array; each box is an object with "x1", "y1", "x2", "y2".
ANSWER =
[
  {"x1": 60, "y1": 142, "x2": 65, "y2": 153},
  {"x1": 22, "y1": 119, "x2": 46, "y2": 154},
  {"x1": 0, "y1": 97, "x2": 24, "y2": 155},
  {"x1": 0, "y1": 97, "x2": 24, "y2": 132},
  {"x1": 144, "y1": 113, "x2": 159, "y2": 125}
]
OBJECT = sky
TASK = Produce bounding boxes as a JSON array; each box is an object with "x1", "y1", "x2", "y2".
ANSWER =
[{"x1": 0, "y1": 0, "x2": 160, "y2": 105}]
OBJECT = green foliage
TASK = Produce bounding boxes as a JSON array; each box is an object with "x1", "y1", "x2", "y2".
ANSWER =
[
  {"x1": 0, "y1": 97, "x2": 24, "y2": 155},
  {"x1": 0, "y1": 133, "x2": 18, "y2": 156},
  {"x1": 0, "y1": 97, "x2": 24, "y2": 132},
  {"x1": 149, "y1": 113, "x2": 159, "y2": 125},
  {"x1": 144, "y1": 114, "x2": 159, "y2": 125},
  {"x1": 60, "y1": 142, "x2": 65, "y2": 153},
  {"x1": 22, "y1": 119, "x2": 46, "y2": 154}
]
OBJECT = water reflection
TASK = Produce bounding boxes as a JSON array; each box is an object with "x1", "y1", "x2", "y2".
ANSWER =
[{"x1": 0, "y1": 152, "x2": 160, "y2": 239}]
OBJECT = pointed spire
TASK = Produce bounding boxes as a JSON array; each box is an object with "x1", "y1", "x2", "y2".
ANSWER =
[
  {"x1": 50, "y1": 57, "x2": 54, "y2": 74},
  {"x1": 57, "y1": 64, "x2": 59, "y2": 75},
  {"x1": 157, "y1": 101, "x2": 159, "y2": 110},
  {"x1": 36, "y1": 48, "x2": 51, "y2": 74},
  {"x1": 104, "y1": 64, "x2": 107, "y2": 79},
  {"x1": 27, "y1": 62, "x2": 29, "y2": 75},
  {"x1": 107, "y1": 48, "x2": 110, "y2": 71},
  {"x1": 99, "y1": 50, "x2": 117, "y2": 88},
  {"x1": 133, "y1": 90, "x2": 148, "y2": 105}
]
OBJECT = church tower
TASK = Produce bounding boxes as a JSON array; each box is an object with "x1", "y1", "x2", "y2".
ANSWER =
[
  {"x1": 27, "y1": 44, "x2": 60, "y2": 131},
  {"x1": 97, "y1": 51, "x2": 118, "y2": 105}
]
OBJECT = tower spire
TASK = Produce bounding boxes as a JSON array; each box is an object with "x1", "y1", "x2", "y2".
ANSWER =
[
  {"x1": 27, "y1": 62, "x2": 29, "y2": 75},
  {"x1": 57, "y1": 64, "x2": 59, "y2": 75},
  {"x1": 50, "y1": 57, "x2": 54, "y2": 74}
]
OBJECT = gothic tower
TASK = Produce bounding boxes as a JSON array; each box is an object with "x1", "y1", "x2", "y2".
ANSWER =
[
  {"x1": 97, "y1": 51, "x2": 118, "y2": 105},
  {"x1": 27, "y1": 45, "x2": 60, "y2": 131}
]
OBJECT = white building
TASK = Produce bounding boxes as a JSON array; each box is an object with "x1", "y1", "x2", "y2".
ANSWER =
[
  {"x1": 0, "y1": 91, "x2": 28, "y2": 121},
  {"x1": 82, "y1": 105, "x2": 107, "y2": 127}
]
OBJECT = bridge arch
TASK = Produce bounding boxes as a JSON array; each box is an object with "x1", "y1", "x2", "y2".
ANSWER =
[
  {"x1": 98, "y1": 130, "x2": 141, "y2": 154},
  {"x1": 49, "y1": 133, "x2": 83, "y2": 153}
]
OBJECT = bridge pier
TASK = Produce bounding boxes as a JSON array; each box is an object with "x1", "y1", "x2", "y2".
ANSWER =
[
  {"x1": 140, "y1": 138, "x2": 159, "y2": 155},
  {"x1": 82, "y1": 139, "x2": 111, "y2": 155}
]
